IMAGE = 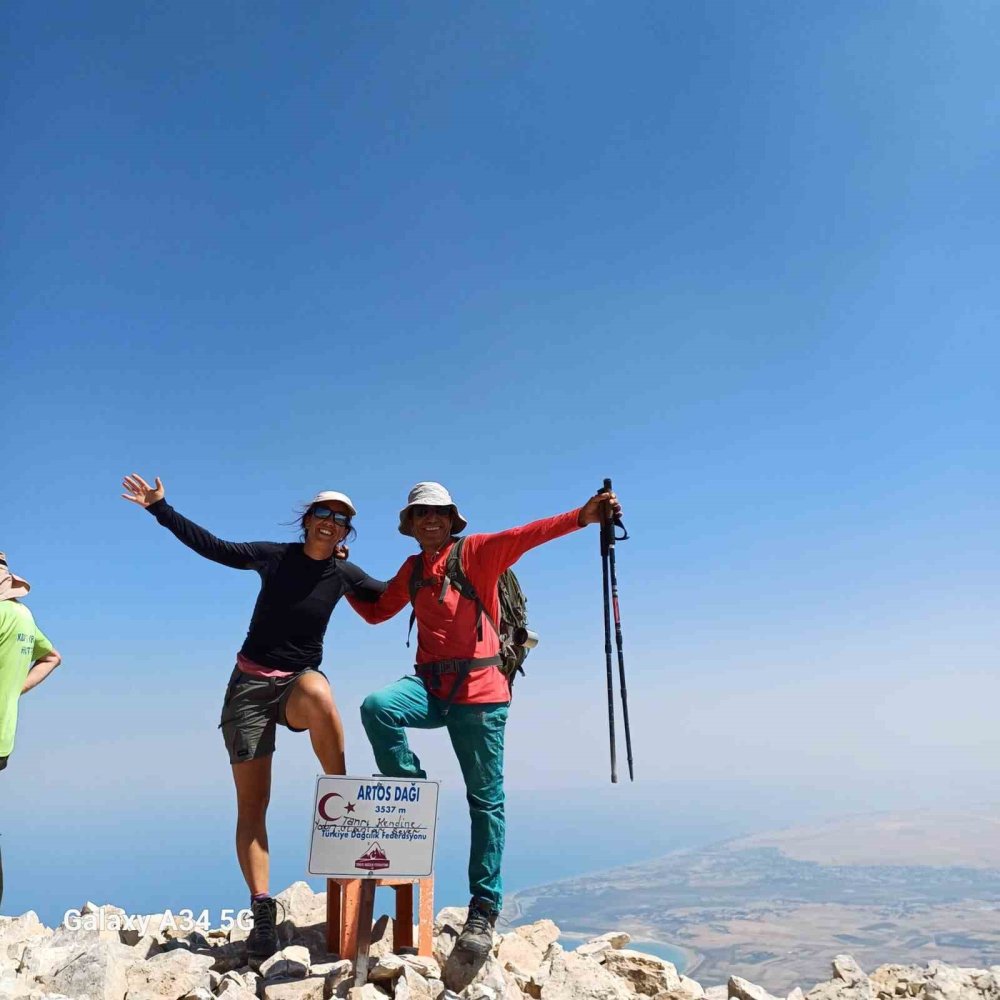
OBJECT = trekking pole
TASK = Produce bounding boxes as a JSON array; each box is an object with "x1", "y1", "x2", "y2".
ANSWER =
[
  {"x1": 601, "y1": 488, "x2": 618, "y2": 785},
  {"x1": 601, "y1": 477, "x2": 634, "y2": 782},
  {"x1": 600, "y1": 484, "x2": 617, "y2": 783}
]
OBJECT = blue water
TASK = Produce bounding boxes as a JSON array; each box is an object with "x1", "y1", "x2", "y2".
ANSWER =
[
  {"x1": 3, "y1": 777, "x2": 960, "y2": 930},
  {"x1": 1, "y1": 781, "x2": 757, "y2": 926}
]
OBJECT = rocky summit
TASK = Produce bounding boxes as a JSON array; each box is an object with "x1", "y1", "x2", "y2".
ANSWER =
[{"x1": 2, "y1": 883, "x2": 998, "y2": 1000}]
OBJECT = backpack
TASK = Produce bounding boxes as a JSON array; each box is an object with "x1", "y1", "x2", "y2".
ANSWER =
[{"x1": 407, "y1": 537, "x2": 533, "y2": 705}]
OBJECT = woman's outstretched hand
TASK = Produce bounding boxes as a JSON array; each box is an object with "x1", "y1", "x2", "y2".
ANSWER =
[{"x1": 121, "y1": 473, "x2": 165, "y2": 508}]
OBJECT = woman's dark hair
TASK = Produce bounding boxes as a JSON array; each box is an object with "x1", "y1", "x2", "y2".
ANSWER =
[{"x1": 294, "y1": 504, "x2": 358, "y2": 545}]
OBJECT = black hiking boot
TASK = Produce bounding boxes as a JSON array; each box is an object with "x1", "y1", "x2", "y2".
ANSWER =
[
  {"x1": 247, "y1": 896, "x2": 279, "y2": 964},
  {"x1": 456, "y1": 897, "x2": 497, "y2": 957}
]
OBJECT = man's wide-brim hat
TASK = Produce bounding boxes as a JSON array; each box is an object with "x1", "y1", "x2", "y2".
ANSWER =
[
  {"x1": 398, "y1": 482, "x2": 468, "y2": 537},
  {"x1": 0, "y1": 551, "x2": 31, "y2": 601},
  {"x1": 308, "y1": 491, "x2": 357, "y2": 516}
]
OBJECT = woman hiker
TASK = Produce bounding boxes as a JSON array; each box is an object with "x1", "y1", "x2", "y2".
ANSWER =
[
  {"x1": 121, "y1": 473, "x2": 386, "y2": 962},
  {"x1": 347, "y1": 481, "x2": 621, "y2": 957}
]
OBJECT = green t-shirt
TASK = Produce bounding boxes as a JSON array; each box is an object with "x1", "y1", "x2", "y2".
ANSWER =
[{"x1": 0, "y1": 601, "x2": 54, "y2": 757}]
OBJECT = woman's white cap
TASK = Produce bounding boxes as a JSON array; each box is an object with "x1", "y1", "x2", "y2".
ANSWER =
[
  {"x1": 398, "y1": 482, "x2": 468, "y2": 536},
  {"x1": 309, "y1": 491, "x2": 357, "y2": 517}
]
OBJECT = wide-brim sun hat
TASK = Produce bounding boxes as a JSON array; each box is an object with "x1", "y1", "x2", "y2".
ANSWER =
[
  {"x1": 0, "y1": 551, "x2": 31, "y2": 601},
  {"x1": 398, "y1": 482, "x2": 468, "y2": 537},
  {"x1": 309, "y1": 491, "x2": 357, "y2": 517}
]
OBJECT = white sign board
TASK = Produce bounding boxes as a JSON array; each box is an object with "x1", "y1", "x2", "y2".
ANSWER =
[{"x1": 308, "y1": 775, "x2": 440, "y2": 878}]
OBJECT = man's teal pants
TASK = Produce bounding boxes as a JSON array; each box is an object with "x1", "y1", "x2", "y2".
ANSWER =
[{"x1": 360, "y1": 675, "x2": 508, "y2": 912}]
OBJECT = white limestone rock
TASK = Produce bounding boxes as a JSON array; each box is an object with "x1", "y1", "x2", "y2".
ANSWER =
[
  {"x1": 242, "y1": 968, "x2": 262, "y2": 994},
  {"x1": 924, "y1": 961, "x2": 993, "y2": 1000},
  {"x1": 729, "y1": 976, "x2": 782, "y2": 1000},
  {"x1": 182, "y1": 989, "x2": 214, "y2": 1000},
  {"x1": 17, "y1": 940, "x2": 84, "y2": 984},
  {"x1": 433, "y1": 910, "x2": 468, "y2": 939},
  {"x1": 511, "y1": 923, "x2": 560, "y2": 955},
  {"x1": 531, "y1": 943, "x2": 632, "y2": 1000},
  {"x1": 833, "y1": 958, "x2": 868, "y2": 988},
  {"x1": 321, "y1": 958, "x2": 355, "y2": 995},
  {"x1": 574, "y1": 940, "x2": 614, "y2": 962},
  {"x1": 653, "y1": 974, "x2": 706, "y2": 1000},
  {"x1": 370, "y1": 917, "x2": 396, "y2": 962},
  {"x1": 369, "y1": 955, "x2": 406, "y2": 982},
  {"x1": 125, "y1": 935, "x2": 161, "y2": 962},
  {"x1": 321, "y1": 960, "x2": 357, "y2": 1000},
  {"x1": 394, "y1": 965, "x2": 438, "y2": 1000},
  {"x1": 123, "y1": 947, "x2": 215, "y2": 999},
  {"x1": 401, "y1": 956, "x2": 441, "y2": 981},
  {"x1": 276, "y1": 883, "x2": 323, "y2": 924},
  {"x1": 78, "y1": 904, "x2": 133, "y2": 946},
  {"x1": 40, "y1": 940, "x2": 132, "y2": 1000},
  {"x1": 203, "y1": 938, "x2": 247, "y2": 975},
  {"x1": 260, "y1": 945, "x2": 312, "y2": 980},
  {"x1": 604, "y1": 949, "x2": 682, "y2": 996},
  {"x1": 262, "y1": 975, "x2": 329, "y2": 1000},
  {"x1": 216, "y1": 979, "x2": 258, "y2": 1000},
  {"x1": 275, "y1": 883, "x2": 327, "y2": 951},
  {"x1": 582, "y1": 932, "x2": 631, "y2": 955},
  {"x1": 347, "y1": 986, "x2": 389, "y2": 1000},
  {"x1": 973, "y1": 970, "x2": 1000, "y2": 998},
  {"x1": 133, "y1": 915, "x2": 171, "y2": 946},
  {"x1": 806, "y1": 958, "x2": 873, "y2": 1000},
  {"x1": 3, "y1": 941, "x2": 28, "y2": 975},
  {"x1": 229, "y1": 918, "x2": 252, "y2": 946},
  {"x1": 497, "y1": 921, "x2": 560, "y2": 980}
]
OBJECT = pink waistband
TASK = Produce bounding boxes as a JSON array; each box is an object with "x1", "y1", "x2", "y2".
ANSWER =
[{"x1": 236, "y1": 652, "x2": 295, "y2": 679}]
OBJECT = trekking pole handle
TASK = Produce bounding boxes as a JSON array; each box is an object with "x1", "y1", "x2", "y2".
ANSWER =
[{"x1": 599, "y1": 478, "x2": 629, "y2": 541}]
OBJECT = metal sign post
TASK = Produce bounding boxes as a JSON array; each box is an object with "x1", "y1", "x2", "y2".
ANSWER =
[{"x1": 309, "y1": 776, "x2": 440, "y2": 985}]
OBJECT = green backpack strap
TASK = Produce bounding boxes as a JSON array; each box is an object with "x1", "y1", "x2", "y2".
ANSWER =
[
  {"x1": 406, "y1": 554, "x2": 435, "y2": 649},
  {"x1": 441, "y1": 537, "x2": 499, "y2": 642}
]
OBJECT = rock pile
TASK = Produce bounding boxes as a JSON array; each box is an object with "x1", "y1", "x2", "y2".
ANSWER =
[{"x1": 2, "y1": 883, "x2": 998, "y2": 1000}]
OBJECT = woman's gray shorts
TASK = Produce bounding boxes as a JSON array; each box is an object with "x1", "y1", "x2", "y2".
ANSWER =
[{"x1": 219, "y1": 666, "x2": 326, "y2": 765}]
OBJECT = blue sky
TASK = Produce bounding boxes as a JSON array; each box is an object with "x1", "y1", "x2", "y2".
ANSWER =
[{"x1": 3, "y1": 1, "x2": 998, "y2": 918}]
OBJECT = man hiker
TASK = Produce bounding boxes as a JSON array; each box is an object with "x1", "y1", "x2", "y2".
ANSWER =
[
  {"x1": 347, "y1": 482, "x2": 621, "y2": 956},
  {"x1": 0, "y1": 552, "x2": 62, "y2": 906}
]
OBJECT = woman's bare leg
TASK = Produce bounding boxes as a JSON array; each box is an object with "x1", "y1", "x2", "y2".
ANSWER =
[
  {"x1": 284, "y1": 671, "x2": 347, "y2": 774},
  {"x1": 232, "y1": 755, "x2": 273, "y2": 894}
]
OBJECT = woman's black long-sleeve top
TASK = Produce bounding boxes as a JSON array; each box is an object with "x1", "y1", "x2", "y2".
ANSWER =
[{"x1": 146, "y1": 499, "x2": 386, "y2": 672}]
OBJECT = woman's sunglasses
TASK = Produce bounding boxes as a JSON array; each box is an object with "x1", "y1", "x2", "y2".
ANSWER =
[{"x1": 311, "y1": 507, "x2": 352, "y2": 526}]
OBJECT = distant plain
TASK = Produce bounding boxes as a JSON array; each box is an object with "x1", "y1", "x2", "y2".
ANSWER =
[{"x1": 508, "y1": 811, "x2": 1000, "y2": 993}]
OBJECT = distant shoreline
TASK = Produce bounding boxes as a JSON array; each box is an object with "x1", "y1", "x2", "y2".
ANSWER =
[{"x1": 557, "y1": 930, "x2": 703, "y2": 977}]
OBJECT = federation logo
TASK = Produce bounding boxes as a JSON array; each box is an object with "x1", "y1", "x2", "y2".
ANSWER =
[{"x1": 355, "y1": 843, "x2": 390, "y2": 871}]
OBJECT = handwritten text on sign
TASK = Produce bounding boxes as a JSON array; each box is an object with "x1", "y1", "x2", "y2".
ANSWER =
[{"x1": 307, "y1": 775, "x2": 440, "y2": 878}]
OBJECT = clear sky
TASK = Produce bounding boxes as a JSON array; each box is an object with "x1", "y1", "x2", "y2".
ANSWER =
[{"x1": 3, "y1": 1, "x2": 998, "y2": 919}]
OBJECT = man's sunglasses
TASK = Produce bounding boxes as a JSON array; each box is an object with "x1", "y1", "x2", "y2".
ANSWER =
[
  {"x1": 411, "y1": 505, "x2": 452, "y2": 519},
  {"x1": 311, "y1": 507, "x2": 352, "y2": 526}
]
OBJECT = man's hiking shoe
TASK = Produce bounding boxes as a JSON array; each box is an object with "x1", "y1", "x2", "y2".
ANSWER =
[
  {"x1": 456, "y1": 898, "x2": 497, "y2": 957},
  {"x1": 247, "y1": 896, "x2": 279, "y2": 963}
]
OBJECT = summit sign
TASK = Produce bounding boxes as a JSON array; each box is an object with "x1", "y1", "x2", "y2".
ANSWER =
[{"x1": 307, "y1": 775, "x2": 440, "y2": 878}]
